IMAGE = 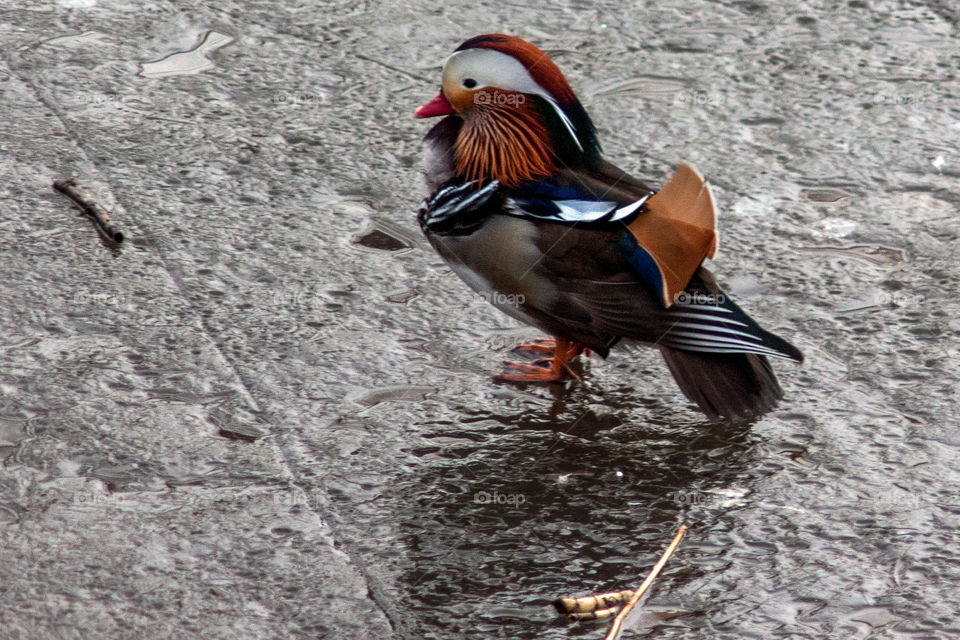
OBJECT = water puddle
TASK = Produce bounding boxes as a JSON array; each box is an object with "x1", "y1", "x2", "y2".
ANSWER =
[
  {"x1": 217, "y1": 425, "x2": 265, "y2": 442},
  {"x1": 384, "y1": 288, "x2": 419, "y2": 304},
  {"x1": 351, "y1": 221, "x2": 414, "y2": 253},
  {"x1": 0, "y1": 417, "x2": 25, "y2": 458},
  {"x1": 42, "y1": 31, "x2": 108, "y2": 48},
  {"x1": 740, "y1": 116, "x2": 786, "y2": 126},
  {"x1": 347, "y1": 385, "x2": 436, "y2": 407},
  {"x1": 352, "y1": 228, "x2": 410, "y2": 252},
  {"x1": 139, "y1": 31, "x2": 234, "y2": 79},
  {"x1": 801, "y1": 187, "x2": 855, "y2": 203},
  {"x1": 90, "y1": 465, "x2": 140, "y2": 491}
]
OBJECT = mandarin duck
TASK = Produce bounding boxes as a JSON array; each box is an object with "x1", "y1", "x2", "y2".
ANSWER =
[{"x1": 414, "y1": 34, "x2": 803, "y2": 421}]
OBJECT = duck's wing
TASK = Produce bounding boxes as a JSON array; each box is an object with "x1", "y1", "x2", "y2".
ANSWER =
[
  {"x1": 500, "y1": 162, "x2": 717, "y2": 308},
  {"x1": 522, "y1": 221, "x2": 803, "y2": 362}
]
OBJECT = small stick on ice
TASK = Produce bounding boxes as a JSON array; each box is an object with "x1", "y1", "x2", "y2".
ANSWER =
[
  {"x1": 555, "y1": 590, "x2": 633, "y2": 616},
  {"x1": 53, "y1": 177, "x2": 124, "y2": 243},
  {"x1": 568, "y1": 607, "x2": 620, "y2": 622},
  {"x1": 603, "y1": 524, "x2": 687, "y2": 640}
]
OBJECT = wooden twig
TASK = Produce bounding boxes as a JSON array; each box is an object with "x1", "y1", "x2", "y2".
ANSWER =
[
  {"x1": 568, "y1": 607, "x2": 620, "y2": 622},
  {"x1": 603, "y1": 524, "x2": 687, "y2": 640},
  {"x1": 52, "y1": 177, "x2": 124, "y2": 243},
  {"x1": 555, "y1": 589, "x2": 634, "y2": 616}
]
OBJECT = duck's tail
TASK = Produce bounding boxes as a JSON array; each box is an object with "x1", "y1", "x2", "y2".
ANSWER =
[{"x1": 659, "y1": 348, "x2": 788, "y2": 421}]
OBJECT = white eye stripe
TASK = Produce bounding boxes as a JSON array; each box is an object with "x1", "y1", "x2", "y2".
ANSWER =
[{"x1": 443, "y1": 48, "x2": 582, "y2": 151}]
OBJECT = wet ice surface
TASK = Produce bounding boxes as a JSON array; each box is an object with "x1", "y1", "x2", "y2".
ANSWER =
[{"x1": 1, "y1": 0, "x2": 958, "y2": 638}]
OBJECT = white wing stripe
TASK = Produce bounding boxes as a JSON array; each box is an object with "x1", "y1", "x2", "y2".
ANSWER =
[
  {"x1": 668, "y1": 312, "x2": 748, "y2": 327},
  {"x1": 612, "y1": 196, "x2": 649, "y2": 220},
  {"x1": 502, "y1": 195, "x2": 651, "y2": 225},
  {"x1": 667, "y1": 322, "x2": 762, "y2": 340},
  {"x1": 669, "y1": 331, "x2": 764, "y2": 348},
  {"x1": 664, "y1": 344, "x2": 794, "y2": 359},
  {"x1": 675, "y1": 303, "x2": 733, "y2": 314},
  {"x1": 662, "y1": 337, "x2": 785, "y2": 358},
  {"x1": 554, "y1": 200, "x2": 617, "y2": 221}
]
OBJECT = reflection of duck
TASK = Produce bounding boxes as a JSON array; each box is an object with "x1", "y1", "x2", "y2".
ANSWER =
[{"x1": 414, "y1": 34, "x2": 802, "y2": 420}]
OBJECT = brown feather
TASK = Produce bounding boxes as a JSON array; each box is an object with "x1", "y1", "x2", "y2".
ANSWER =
[
  {"x1": 455, "y1": 97, "x2": 555, "y2": 187},
  {"x1": 627, "y1": 164, "x2": 718, "y2": 307}
]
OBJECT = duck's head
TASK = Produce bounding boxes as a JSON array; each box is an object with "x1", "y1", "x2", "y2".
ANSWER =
[{"x1": 416, "y1": 34, "x2": 601, "y2": 186}]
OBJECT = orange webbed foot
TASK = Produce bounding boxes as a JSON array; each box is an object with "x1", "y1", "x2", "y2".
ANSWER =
[{"x1": 494, "y1": 337, "x2": 585, "y2": 383}]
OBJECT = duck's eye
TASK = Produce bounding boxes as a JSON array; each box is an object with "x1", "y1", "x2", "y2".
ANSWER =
[{"x1": 462, "y1": 78, "x2": 477, "y2": 89}]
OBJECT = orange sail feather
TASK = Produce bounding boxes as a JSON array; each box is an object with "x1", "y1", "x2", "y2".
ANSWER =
[{"x1": 626, "y1": 164, "x2": 718, "y2": 307}]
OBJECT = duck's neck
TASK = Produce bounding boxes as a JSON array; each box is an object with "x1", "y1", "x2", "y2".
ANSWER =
[{"x1": 455, "y1": 102, "x2": 555, "y2": 187}]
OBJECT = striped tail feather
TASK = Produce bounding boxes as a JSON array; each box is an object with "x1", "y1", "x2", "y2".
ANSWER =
[
  {"x1": 659, "y1": 296, "x2": 803, "y2": 362},
  {"x1": 656, "y1": 282, "x2": 802, "y2": 420}
]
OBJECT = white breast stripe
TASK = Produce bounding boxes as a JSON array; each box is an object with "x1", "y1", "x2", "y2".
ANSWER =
[
  {"x1": 433, "y1": 184, "x2": 459, "y2": 201},
  {"x1": 441, "y1": 180, "x2": 497, "y2": 216},
  {"x1": 463, "y1": 181, "x2": 498, "y2": 207}
]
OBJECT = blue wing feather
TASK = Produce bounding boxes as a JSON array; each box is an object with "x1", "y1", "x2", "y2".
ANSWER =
[{"x1": 614, "y1": 232, "x2": 665, "y2": 303}]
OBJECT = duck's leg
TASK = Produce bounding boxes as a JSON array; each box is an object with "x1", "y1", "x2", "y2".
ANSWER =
[
  {"x1": 511, "y1": 337, "x2": 558, "y2": 355},
  {"x1": 495, "y1": 337, "x2": 585, "y2": 382},
  {"x1": 512, "y1": 338, "x2": 593, "y2": 358}
]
